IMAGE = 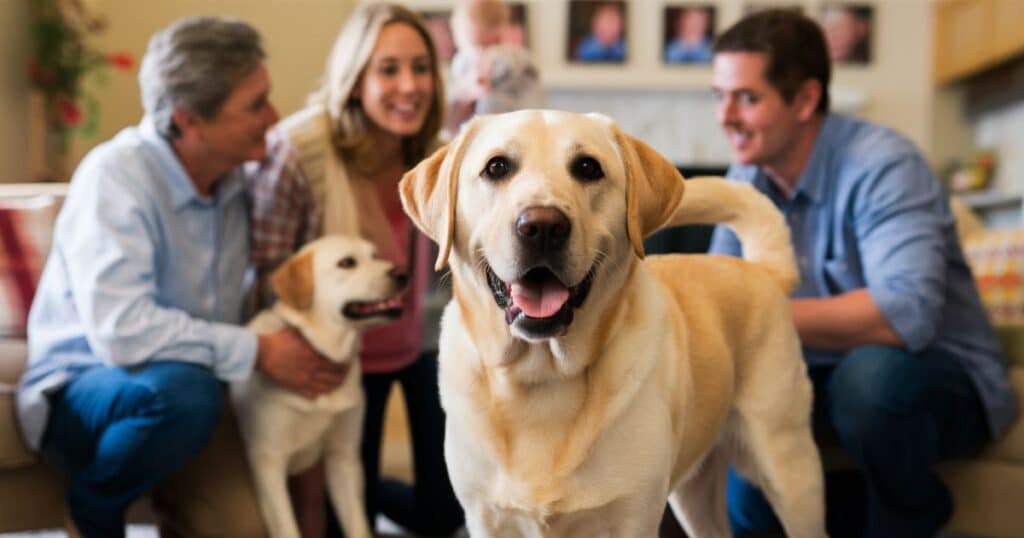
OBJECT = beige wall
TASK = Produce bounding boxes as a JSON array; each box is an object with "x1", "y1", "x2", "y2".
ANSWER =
[
  {"x1": 0, "y1": 0, "x2": 970, "y2": 176},
  {"x1": 62, "y1": 0, "x2": 358, "y2": 171},
  {"x1": 0, "y1": 0, "x2": 32, "y2": 181}
]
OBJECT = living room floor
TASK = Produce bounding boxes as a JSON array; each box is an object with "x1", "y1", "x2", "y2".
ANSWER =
[{"x1": 0, "y1": 516, "x2": 465, "y2": 537}]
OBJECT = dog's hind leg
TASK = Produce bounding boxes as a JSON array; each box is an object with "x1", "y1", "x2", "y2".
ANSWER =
[
  {"x1": 324, "y1": 406, "x2": 372, "y2": 538},
  {"x1": 668, "y1": 445, "x2": 732, "y2": 538},
  {"x1": 736, "y1": 419, "x2": 827, "y2": 538}
]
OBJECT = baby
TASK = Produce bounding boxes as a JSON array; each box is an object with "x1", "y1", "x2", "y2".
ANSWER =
[{"x1": 445, "y1": 0, "x2": 544, "y2": 136}]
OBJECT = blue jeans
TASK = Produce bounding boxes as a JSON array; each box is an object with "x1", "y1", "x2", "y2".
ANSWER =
[
  {"x1": 727, "y1": 345, "x2": 991, "y2": 538},
  {"x1": 41, "y1": 361, "x2": 223, "y2": 538}
]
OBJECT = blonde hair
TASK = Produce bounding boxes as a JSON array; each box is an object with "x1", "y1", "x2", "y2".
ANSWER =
[
  {"x1": 451, "y1": 0, "x2": 508, "y2": 51},
  {"x1": 309, "y1": 3, "x2": 444, "y2": 173}
]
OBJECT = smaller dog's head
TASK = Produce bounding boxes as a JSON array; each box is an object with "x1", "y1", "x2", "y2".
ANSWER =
[{"x1": 271, "y1": 235, "x2": 407, "y2": 333}]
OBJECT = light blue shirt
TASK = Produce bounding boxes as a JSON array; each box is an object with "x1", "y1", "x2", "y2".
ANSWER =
[
  {"x1": 575, "y1": 36, "x2": 626, "y2": 63},
  {"x1": 16, "y1": 120, "x2": 257, "y2": 449},
  {"x1": 709, "y1": 114, "x2": 1017, "y2": 437},
  {"x1": 664, "y1": 37, "x2": 712, "y2": 64}
]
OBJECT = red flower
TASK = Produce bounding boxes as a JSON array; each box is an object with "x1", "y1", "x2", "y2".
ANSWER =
[
  {"x1": 107, "y1": 52, "x2": 134, "y2": 71},
  {"x1": 57, "y1": 96, "x2": 84, "y2": 127}
]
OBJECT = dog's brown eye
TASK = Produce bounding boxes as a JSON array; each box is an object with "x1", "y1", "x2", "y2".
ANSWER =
[
  {"x1": 337, "y1": 257, "x2": 356, "y2": 269},
  {"x1": 570, "y1": 156, "x2": 604, "y2": 182},
  {"x1": 483, "y1": 156, "x2": 512, "y2": 180}
]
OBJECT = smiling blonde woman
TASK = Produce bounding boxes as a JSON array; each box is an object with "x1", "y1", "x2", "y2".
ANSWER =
[{"x1": 246, "y1": 3, "x2": 462, "y2": 537}]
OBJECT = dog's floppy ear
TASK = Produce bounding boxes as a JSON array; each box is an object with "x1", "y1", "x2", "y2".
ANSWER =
[
  {"x1": 400, "y1": 118, "x2": 481, "y2": 270},
  {"x1": 613, "y1": 126, "x2": 685, "y2": 258},
  {"x1": 271, "y1": 250, "x2": 315, "y2": 310}
]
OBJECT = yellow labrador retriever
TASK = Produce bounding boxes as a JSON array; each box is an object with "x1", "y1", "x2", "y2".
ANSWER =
[
  {"x1": 232, "y1": 235, "x2": 405, "y2": 538},
  {"x1": 400, "y1": 111, "x2": 825, "y2": 537}
]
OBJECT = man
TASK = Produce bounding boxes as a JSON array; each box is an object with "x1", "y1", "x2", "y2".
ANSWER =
[
  {"x1": 707, "y1": 9, "x2": 1017, "y2": 537},
  {"x1": 16, "y1": 16, "x2": 349, "y2": 537}
]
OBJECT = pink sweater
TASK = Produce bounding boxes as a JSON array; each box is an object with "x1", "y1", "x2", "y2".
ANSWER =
[{"x1": 360, "y1": 206, "x2": 433, "y2": 374}]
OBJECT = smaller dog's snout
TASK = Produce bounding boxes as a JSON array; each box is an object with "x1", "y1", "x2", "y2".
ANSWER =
[
  {"x1": 515, "y1": 207, "x2": 571, "y2": 252},
  {"x1": 389, "y1": 268, "x2": 409, "y2": 288}
]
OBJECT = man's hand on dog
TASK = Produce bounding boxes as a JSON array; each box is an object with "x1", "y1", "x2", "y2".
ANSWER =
[{"x1": 256, "y1": 328, "x2": 350, "y2": 398}]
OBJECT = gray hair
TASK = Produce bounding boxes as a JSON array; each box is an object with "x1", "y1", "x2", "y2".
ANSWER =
[{"x1": 139, "y1": 16, "x2": 265, "y2": 138}]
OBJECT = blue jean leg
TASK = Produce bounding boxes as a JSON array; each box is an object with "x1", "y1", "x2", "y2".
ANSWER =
[
  {"x1": 728, "y1": 345, "x2": 990, "y2": 538},
  {"x1": 42, "y1": 361, "x2": 224, "y2": 538}
]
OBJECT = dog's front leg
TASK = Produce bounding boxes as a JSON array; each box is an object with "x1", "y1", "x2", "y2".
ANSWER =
[
  {"x1": 249, "y1": 451, "x2": 303, "y2": 538},
  {"x1": 323, "y1": 404, "x2": 372, "y2": 538},
  {"x1": 669, "y1": 445, "x2": 732, "y2": 538}
]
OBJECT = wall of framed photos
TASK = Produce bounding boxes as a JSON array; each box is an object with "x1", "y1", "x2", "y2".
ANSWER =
[
  {"x1": 407, "y1": 1, "x2": 942, "y2": 161},
  {"x1": 410, "y1": 0, "x2": 885, "y2": 87},
  {"x1": 406, "y1": 0, "x2": 941, "y2": 166}
]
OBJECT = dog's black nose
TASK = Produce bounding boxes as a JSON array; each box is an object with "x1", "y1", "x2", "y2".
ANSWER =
[
  {"x1": 515, "y1": 207, "x2": 571, "y2": 252},
  {"x1": 390, "y1": 268, "x2": 409, "y2": 288}
]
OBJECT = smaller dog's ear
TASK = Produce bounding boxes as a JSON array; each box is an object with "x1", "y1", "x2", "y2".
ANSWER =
[
  {"x1": 400, "y1": 118, "x2": 481, "y2": 270},
  {"x1": 614, "y1": 127, "x2": 685, "y2": 258},
  {"x1": 271, "y1": 250, "x2": 315, "y2": 310}
]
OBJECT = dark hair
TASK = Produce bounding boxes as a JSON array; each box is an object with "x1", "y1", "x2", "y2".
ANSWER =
[{"x1": 713, "y1": 9, "x2": 830, "y2": 114}]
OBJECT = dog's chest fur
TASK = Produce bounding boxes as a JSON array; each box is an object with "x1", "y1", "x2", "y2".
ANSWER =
[
  {"x1": 439, "y1": 278, "x2": 686, "y2": 521},
  {"x1": 233, "y1": 309, "x2": 363, "y2": 473}
]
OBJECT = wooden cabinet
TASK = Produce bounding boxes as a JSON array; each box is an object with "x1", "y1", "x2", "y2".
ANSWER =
[{"x1": 933, "y1": 0, "x2": 1024, "y2": 84}]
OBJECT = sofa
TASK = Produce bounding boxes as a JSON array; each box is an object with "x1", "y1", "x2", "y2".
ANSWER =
[
  {"x1": 1, "y1": 181, "x2": 1023, "y2": 535},
  {"x1": 937, "y1": 199, "x2": 1024, "y2": 537},
  {"x1": 0, "y1": 182, "x2": 266, "y2": 535}
]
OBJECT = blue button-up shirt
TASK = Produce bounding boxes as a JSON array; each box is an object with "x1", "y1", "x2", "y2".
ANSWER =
[
  {"x1": 16, "y1": 120, "x2": 257, "y2": 449},
  {"x1": 709, "y1": 114, "x2": 1017, "y2": 437}
]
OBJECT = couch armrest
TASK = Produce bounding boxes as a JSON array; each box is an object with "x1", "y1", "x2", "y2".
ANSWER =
[
  {"x1": 0, "y1": 183, "x2": 69, "y2": 199},
  {"x1": 0, "y1": 339, "x2": 28, "y2": 386}
]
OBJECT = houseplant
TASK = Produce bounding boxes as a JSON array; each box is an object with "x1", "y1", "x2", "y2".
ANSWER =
[{"x1": 27, "y1": 0, "x2": 133, "y2": 181}]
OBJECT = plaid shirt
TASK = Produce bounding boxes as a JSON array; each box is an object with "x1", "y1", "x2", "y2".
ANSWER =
[
  {"x1": 245, "y1": 125, "x2": 430, "y2": 373},
  {"x1": 247, "y1": 129, "x2": 323, "y2": 279}
]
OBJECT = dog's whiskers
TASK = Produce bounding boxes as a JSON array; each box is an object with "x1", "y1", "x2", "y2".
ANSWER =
[{"x1": 437, "y1": 269, "x2": 453, "y2": 288}]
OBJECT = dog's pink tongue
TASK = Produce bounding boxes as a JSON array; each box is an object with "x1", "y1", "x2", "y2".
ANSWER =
[{"x1": 511, "y1": 281, "x2": 569, "y2": 318}]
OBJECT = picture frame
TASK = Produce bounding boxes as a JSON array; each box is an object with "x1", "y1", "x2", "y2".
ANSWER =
[
  {"x1": 567, "y1": 1, "x2": 628, "y2": 64},
  {"x1": 419, "y1": 9, "x2": 456, "y2": 64},
  {"x1": 662, "y1": 4, "x2": 716, "y2": 65},
  {"x1": 819, "y1": 3, "x2": 873, "y2": 65},
  {"x1": 418, "y1": 3, "x2": 531, "y2": 65},
  {"x1": 505, "y1": 2, "x2": 529, "y2": 49}
]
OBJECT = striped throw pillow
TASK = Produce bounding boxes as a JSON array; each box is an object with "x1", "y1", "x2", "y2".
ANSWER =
[{"x1": 0, "y1": 196, "x2": 60, "y2": 337}]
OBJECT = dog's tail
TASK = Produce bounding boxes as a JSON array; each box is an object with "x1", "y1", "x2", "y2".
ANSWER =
[{"x1": 666, "y1": 177, "x2": 798, "y2": 293}]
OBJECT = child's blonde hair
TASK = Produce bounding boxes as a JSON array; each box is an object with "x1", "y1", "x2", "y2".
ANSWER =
[{"x1": 451, "y1": 0, "x2": 508, "y2": 51}]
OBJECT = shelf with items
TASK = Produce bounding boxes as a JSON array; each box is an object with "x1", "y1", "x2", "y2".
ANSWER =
[
  {"x1": 958, "y1": 190, "x2": 1024, "y2": 212},
  {"x1": 958, "y1": 189, "x2": 1024, "y2": 228}
]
